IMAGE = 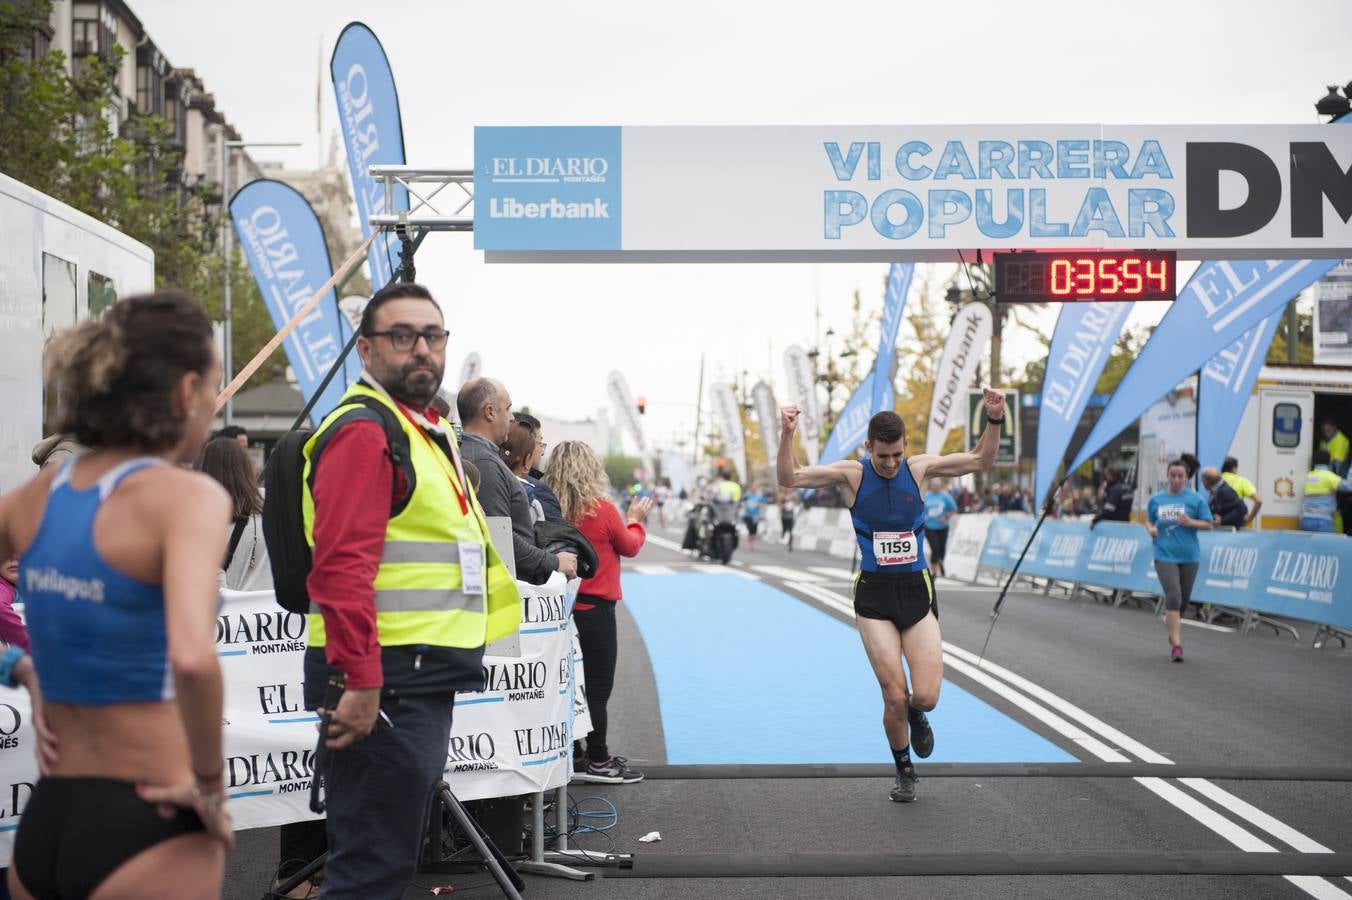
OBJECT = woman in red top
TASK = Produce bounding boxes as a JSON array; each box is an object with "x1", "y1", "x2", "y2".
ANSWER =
[{"x1": 543, "y1": 441, "x2": 651, "y2": 784}]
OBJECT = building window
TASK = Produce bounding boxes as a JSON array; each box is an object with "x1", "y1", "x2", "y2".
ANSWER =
[
  {"x1": 87, "y1": 271, "x2": 117, "y2": 319},
  {"x1": 71, "y1": 18, "x2": 100, "y2": 56}
]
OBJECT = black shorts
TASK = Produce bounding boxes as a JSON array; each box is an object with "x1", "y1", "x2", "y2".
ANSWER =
[
  {"x1": 853, "y1": 569, "x2": 938, "y2": 631},
  {"x1": 926, "y1": 527, "x2": 949, "y2": 562},
  {"x1": 13, "y1": 776, "x2": 206, "y2": 899},
  {"x1": 743, "y1": 517, "x2": 760, "y2": 535}
]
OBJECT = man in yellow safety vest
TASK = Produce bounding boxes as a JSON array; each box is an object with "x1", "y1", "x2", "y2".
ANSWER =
[{"x1": 301, "y1": 282, "x2": 520, "y2": 899}]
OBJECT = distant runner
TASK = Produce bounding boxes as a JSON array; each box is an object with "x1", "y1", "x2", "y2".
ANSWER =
[{"x1": 777, "y1": 388, "x2": 1007, "y2": 803}]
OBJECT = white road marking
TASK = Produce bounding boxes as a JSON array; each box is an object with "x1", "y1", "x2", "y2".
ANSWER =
[
  {"x1": 808, "y1": 566, "x2": 856, "y2": 580},
  {"x1": 631, "y1": 565, "x2": 676, "y2": 575},
  {"x1": 1181, "y1": 618, "x2": 1239, "y2": 633},
  {"x1": 753, "y1": 565, "x2": 824, "y2": 582},
  {"x1": 776, "y1": 580, "x2": 1348, "y2": 899},
  {"x1": 644, "y1": 534, "x2": 687, "y2": 553}
]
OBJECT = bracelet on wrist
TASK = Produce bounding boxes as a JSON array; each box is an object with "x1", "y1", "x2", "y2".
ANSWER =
[{"x1": 193, "y1": 764, "x2": 225, "y2": 784}]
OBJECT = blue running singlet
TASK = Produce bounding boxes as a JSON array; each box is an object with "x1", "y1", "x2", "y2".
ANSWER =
[
  {"x1": 19, "y1": 456, "x2": 174, "y2": 705},
  {"x1": 851, "y1": 456, "x2": 928, "y2": 573}
]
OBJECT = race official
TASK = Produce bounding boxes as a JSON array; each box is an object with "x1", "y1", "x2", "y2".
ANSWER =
[
  {"x1": 1220, "y1": 457, "x2": 1262, "y2": 527},
  {"x1": 303, "y1": 283, "x2": 520, "y2": 900}
]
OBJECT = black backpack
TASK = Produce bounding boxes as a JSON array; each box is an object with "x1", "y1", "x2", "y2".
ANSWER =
[{"x1": 262, "y1": 396, "x2": 414, "y2": 614}]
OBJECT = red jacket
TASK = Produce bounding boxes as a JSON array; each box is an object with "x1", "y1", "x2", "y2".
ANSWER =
[{"x1": 574, "y1": 500, "x2": 645, "y2": 609}]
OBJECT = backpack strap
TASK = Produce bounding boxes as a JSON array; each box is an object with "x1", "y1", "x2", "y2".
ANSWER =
[
  {"x1": 307, "y1": 397, "x2": 416, "y2": 517},
  {"x1": 224, "y1": 516, "x2": 248, "y2": 570}
]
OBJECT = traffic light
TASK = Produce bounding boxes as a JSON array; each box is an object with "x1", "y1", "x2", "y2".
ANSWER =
[{"x1": 636, "y1": 396, "x2": 647, "y2": 415}]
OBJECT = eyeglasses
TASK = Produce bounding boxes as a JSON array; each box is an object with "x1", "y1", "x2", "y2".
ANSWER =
[{"x1": 365, "y1": 327, "x2": 450, "y2": 351}]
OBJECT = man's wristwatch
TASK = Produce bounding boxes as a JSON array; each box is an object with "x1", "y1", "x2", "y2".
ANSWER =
[{"x1": 986, "y1": 412, "x2": 1005, "y2": 425}]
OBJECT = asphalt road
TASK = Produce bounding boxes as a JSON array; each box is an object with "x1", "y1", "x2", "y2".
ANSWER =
[{"x1": 226, "y1": 517, "x2": 1352, "y2": 900}]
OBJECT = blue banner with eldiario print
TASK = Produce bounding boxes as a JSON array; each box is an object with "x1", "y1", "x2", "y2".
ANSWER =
[
  {"x1": 972, "y1": 517, "x2": 1350, "y2": 631},
  {"x1": 475, "y1": 127, "x2": 622, "y2": 251}
]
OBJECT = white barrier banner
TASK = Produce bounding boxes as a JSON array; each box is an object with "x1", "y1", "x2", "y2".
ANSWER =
[
  {"x1": 0, "y1": 576, "x2": 583, "y2": 863},
  {"x1": 944, "y1": 513, "x2": 995, "y2": 583}
]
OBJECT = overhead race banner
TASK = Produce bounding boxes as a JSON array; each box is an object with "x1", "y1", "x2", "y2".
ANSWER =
[
  {"x1": 752, "y1": 380, "x2": 780, "y2": 471},
  {"x1": 872, "y1": 263, "x2": 913, "y2": 412},
  {"x1": 1314, "y1": 260, "x2": 1352, "y2": 365},
  {"x1": 709, "y1": 381, "x2": 748, "y2": 481},
  {"x1": 230, "y1": 180, "x2": 349, "y2": 420},
  {"x1": 1196, "y1": 315, "x2": 1281, "y2": 472},
  {"x1": 473, "y1": 125, "x2": 1352, "y2": 260},
  {"x1": 1034, "y1": 302, "x2": 1133, "y2": 508},
  {"x1": 331, "y1": 22, "x2": 409, "y2": 289},
  {"x1": 1067, "y1": 259, "x2": 1340, "y2": 473},
  {"x1": 821, "y1": 371, "x2": 879, "y2": 465},
  {"x1": 784, "y1": 345, "x2": 822, "y2": 464},
  {"x1": 926, "y1": 303, "x2": 993, "y2": 455},
  {"x1": 606, "y1": 370, "x2": 653, "y2": 477}
]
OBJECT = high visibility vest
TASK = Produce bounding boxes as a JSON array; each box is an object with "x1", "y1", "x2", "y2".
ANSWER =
[
  {"x1": 1300, "y1": 467, "x2": 1343, "y2": 524},
  {"x1": 301, "y1": 382, "x2": 520, "y2": 649},
  {"x1": 1322, "y1": 431, "x2": 1350, "y2": 467}
]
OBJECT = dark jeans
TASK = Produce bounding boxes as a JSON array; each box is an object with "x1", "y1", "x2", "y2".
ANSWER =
[
  {"x1": 573, "y1": 598, "x2": 618, "y2": 763},
  {"x1": 319, "y1": 693, "x2": 455, "y2": 900}
]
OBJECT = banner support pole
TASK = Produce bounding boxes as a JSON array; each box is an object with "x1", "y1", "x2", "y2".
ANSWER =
[{"x1": 978, "y1": 473, "x2": 1068, "y2": 663}]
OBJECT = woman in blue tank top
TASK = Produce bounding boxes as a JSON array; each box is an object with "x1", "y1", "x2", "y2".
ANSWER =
[
  {"x1": 776, "y1": 389, "x2": 1009, "y2": 804},
  {"x1": 0, "y1": 292, "x2": 235, "y2": 899}
]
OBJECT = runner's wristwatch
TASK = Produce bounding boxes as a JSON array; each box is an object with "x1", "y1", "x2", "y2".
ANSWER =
[{"x1": 986, "y1": 413, "x2": 1004, "y2": 425}]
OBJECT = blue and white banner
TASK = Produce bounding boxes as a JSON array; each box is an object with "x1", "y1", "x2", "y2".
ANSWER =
[
  {"x1": 709, "y1": 381, "x2": 748, "y2": 481},
  {"x1": 752, "y1": 381, "x2": 780, "y2": 471},
  {"x1": 1196, "y1": 315, "x2": 1282, "y2": 471},
  {"x1": 821, "y1": 371, "x2": 881, "y2": 465},
  {"x1": 871, "y1": 263, "x2": 913, "y2": 412},
  {"x1": 1034, "y1": 302, "x2": 1132, "y2": 508},
  {"x1": 1067, "y1": 259, "x2": 1341, "y2": 472},
  {"x1": 473, "y1": 125, "x2": 1352, "y2": 260},
  {"x1": 784, "y1": 345, "x2": 821, "y2": 464},
  {"x1": 331, "y1": 22, "x2": 409, "y2": 289},
  {"x1": 230, "y1": 180, "x2": 348, "y2": 420}
]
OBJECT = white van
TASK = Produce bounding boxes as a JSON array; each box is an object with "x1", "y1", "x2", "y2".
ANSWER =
[{"x1": 0, "y1": 173, "x2": 155, "y2": 493}]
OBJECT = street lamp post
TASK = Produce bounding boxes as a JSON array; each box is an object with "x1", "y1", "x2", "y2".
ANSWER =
[{"x1": 219, "y1": 136, "x2": 301, "y2": 425}]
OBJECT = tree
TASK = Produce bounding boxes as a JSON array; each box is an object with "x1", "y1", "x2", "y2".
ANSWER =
[
  {"x1": 603, "y1": 454, "x2": 643, "y2": 491},
  {"x1": 1, "y1": 2, "x2": 280, "y2": 387}
]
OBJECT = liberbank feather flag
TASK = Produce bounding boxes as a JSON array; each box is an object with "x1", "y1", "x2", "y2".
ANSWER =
[
  {"x1": 1197, "y1": 315, "x2": 1282, "y2": 472},
  {"x1": 230, "y1": 180, "x2": 348, "y2": 420},
  {"x1": 821, "y1": 371, "x2": 884, "y2": 465},
  {"x1": 872, "y1": 263, "x2": 913, "y2": 413},
  {"x1": 784, "y1": 345, "x2": 821, "y2": 464},
  {"x1": 709, "y1": 382, "x2": 748, "y2": 481},
  {"x1": 1068, "y1": 259, "x2": 1341, "y2": 473},
  {"x1": 331, "y1": 23, "x2": 409, "y2": 294},
  {"x1": 752, "y1": 381, "x2": 779, "y2": 470},
  {"x1": 1034, "y1": 302, "x2": 1132, "y2": 508},
  {"x1": 926, "y1": 303, "x2": 992, "y2": 455}
]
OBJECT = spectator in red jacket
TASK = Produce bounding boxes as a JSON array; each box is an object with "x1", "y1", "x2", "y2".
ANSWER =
[{"x1": 543, "y1": 441, "x2": 651, "y2": 785}]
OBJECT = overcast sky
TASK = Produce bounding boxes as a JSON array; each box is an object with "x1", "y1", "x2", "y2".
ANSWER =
[{"x1": 130, "y1": 0, "x2": 1351, "y2": 451}]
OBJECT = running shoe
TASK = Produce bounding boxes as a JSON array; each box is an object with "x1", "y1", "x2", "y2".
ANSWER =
[
  {"x1": 576, "y1": 756, "x2": 644, "y2": 784},
  {"x1": 1171, "y1": 645, "x2": 1184, "y2": 663},
  {"x1": 909, "y1": 710, "x2": 935, "y2": 759},
  {"x1": 889, "y1": 768, "x2": 919, "y2": 803}
]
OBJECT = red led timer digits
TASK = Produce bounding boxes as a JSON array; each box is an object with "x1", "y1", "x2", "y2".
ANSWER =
[{"x1": 1049, "y1": 257, "x2": 1169, "y2": 297}]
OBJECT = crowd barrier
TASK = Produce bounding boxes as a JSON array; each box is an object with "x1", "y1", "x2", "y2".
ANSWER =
[
  {"x1": 0, "y1": 574, "x2": 587, "y2": 865},
  {"x1": 964, "y1": 515, "x2": 1352, "y2": 638}
]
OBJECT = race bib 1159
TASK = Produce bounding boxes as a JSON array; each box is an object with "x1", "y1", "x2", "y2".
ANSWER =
[{"x1": 873, "y1": 531, "x2": 918, "y2": 566}]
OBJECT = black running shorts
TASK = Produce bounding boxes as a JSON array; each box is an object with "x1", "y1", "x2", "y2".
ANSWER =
[{"x1": 852, "y1": 569, "x2": 938, "y2": 631}]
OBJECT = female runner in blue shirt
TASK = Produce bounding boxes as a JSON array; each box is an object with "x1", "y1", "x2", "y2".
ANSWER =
[
  {"x1": 1146, "y1": 459, "x2": 1214, "y2": 662},
  {"x1": 0, "y1": 292, "x2": 234, "y2": 899}
]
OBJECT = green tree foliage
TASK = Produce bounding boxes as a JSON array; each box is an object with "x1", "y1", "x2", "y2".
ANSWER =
[
  {"x1": 603, "y1": 454, "x2": 643, "y2": 491},
  {"x1": 0, "y1": 1, "x2": 280, "y2": 387}
]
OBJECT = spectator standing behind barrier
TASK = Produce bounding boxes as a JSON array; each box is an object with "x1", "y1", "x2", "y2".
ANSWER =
[
  {"x1": 1092, "y1": 465, "x2": 1133, "y2": 527},
  {"x1": 500, "y1": 419, "x2": 547, "y2": 524},
  {"x1": 1146, "y1": 459, "x2": 1214, "y2": 663},
  {"x1": 199, "y1": 437, "x2": 323, "y2": 897},
  {"x1": 0, "y1": 292, "x2": 234, "y2": 898},
  {"x1": 199, "y1": 437, "x2": 272, "y2": 592},
  {"x1": 511, "y1": 412, "x2": 565, "y2": 523},
  {"x1": 1220, "y1": 457, "x2": 1263, "y2": 527},
  {"x1": 1300, "y1": 449, "x2": 1352, "y2": 533},
  {"x1": 0, "y1": 558, "x2": 29, "y2": 651},
  {"x1": 1201, "y1": 467, "x2": 1247, "y2": 529},
  {"x1": 543, "y1": 441, "x2": 650, "y2": 784},
  {"x1": 301, "y1": 284, "x2": 520, "y2": 899},
  {"x1": 923, "y1": 478, "x2": 958, "y2": 577},
  {"x1": 458, "y1": 378, "x2": 577, "y2": 583},
  {"x1": 1320, "y1": 419, "x2": 1350, "y2": 477}
]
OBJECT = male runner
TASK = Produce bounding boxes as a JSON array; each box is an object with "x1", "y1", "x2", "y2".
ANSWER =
[{"x1": 777, "y1": 388, "x2": 1007, "y2": 802}]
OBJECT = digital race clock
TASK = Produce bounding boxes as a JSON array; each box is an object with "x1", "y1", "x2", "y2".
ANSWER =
[{"x1": 994, "y1": 251, "x2": 1177, "y2": 302}]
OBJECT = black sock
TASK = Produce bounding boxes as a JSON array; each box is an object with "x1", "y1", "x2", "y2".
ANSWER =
[
  {"x1": 891, "y1": 745, "x2": 912, "y2": 775},
  {"x1": 907, "y1": 704, "x2": 927, "y2": 724}
]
